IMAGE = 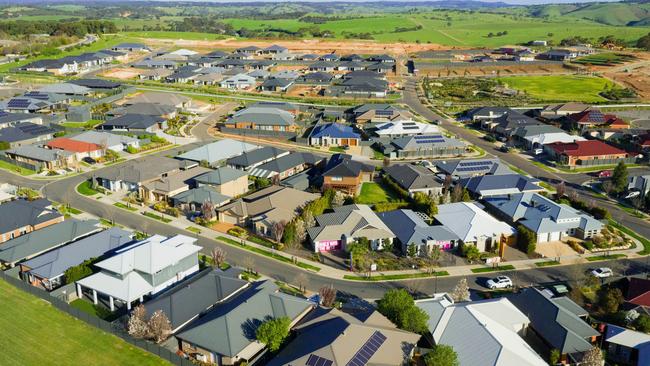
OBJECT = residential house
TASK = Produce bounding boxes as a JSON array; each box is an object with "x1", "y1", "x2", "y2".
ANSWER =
[
  {"x1": 5, "y1": 145, "x2": 76, "y2": 170},
  {"x1": 308, "y1": 204, "x2": 395, "y2": 252},
  {"x1": 259, "y1": 78, "x2": 293, "y2": 92},
  {"x1": 368, "y1": 54, "x2": 396, "y2": 63},
  {"x1": 95, "y1": 156, "x2": 182, "y2": 193},
  {"x1": 45, "y1": 137, "x2": 105, "y2": 161},
  {"x1": 465, "y1": 106, "x2": 511, "y2": 122},
  {"x1": 138, "y1": 68, "x2": 174, "y2": 81},
  {"x1": 628, "y1": 175, "x2": 650, "y2": 198},
  {"x1": 217, "y1": 185, "x2": 318, "y2": 237},
  {"x1": 38, "y1": 82, "x2": 91, "y2": 96},
  {"x1": 262, "y1": 44, "x2": 288, "y2": 54},
  {"x1": 219, "y1": 74, "x2": 256, "y2": 90},
  {"x1": 108, "y1": 103, "x2": 178, "y2": 120},
  {"x1": 416, "y1": 294, "x2": 547, "y2": 366},
  {"x1": 19, "y1": 58, "x2": 79, "y2": 75},
  {"x1": 76, "y1": 234, "x2": 201, "y2": 311},
  {"x1": 176, "y1": 280, "x2": 313, "y2": 366},
  {"x1": 177, "y1": 139, "x2": 258, "y2": 167},
  {"x1": 511, "y1": 288, "x2": 599, "y2": 364},
  {"x1": 0, "y1": 122, "x2": 55, "y2": 148},
  {"x1": 194, "y1": 166, "x2": 249, "y2": 197},
  {"x1": 379, "y1": 209, "x2": 459, "y2": 255},
  {"x1": 143, "y1": 268, "x2": 248, "y2": 332},
  {"x1": 0, "y1": 113, "x2": 44, "y2": 129},
  {"x1": 248, "y1": 101, "x2": 299, "y2": 115},
  {"x1": 604, "y1": 324, "x2": 650, "y2": 366},
  {"x1": 297, "y1": 71, "x2": 333, "y2": 85},
  {"x1": 568, "y1": 109, "x2": 628, "y2": 129},
  {"x1": 141, "y1": 165, "x2": 212, "y2": 202},
  {"x1": 384, "y1": 164, "x2": 443, "y2": 197},
  {"x1": 99, "y1": 114, "x2": 167, "y2": 132},
  {"x1": 235, "y1": 45, "x2": 261, "y2": 55},
  {"x1": 68, "y1": 78, "x2": 122, "y2": 90},
  {"x1": 268, "y1": 307, "x2": 420, "y2": 366},
  {"x1": 321, "y1": 154, "x2": 375, "y2": 195},
  {"x1": 372, "y1": 119, "x2": 439, "y2": 138},
  {"x1": 223, "y1": 107, "x2": 298, "y2": 133},
  {"x1": 309, "y1": 122, "x2": 360, "y2": 147},
  {"x1": 545, "y1": 140, "x2": 628, "y2": 167},
  {"x1": 69, "y1": 131, "x2": 139, "y2": 152},
  {"x1": 458, "y1": 174, "x2": 543, "y2": 198},
  {"x1": 0, "y1": 198, "x2": 63, "y2": 243},
  {"x1": 133, "y1": 59, "x2": 178, "y2": 69},
  {"x1": 2, "y1": 96, "x2": 55, "y2": 114},
  {"x1": 171, "y1": 187, "x2": 232, "y2": 214},
  {"x1": 376, "y1": 134, "x2": 467, "y2": 160},
  {"x1": 309, "y1": 61, "x2": 337, "y2": 72},
  {"x1": 349, "y1": 104, "x2": 411, "y2": 124},
  {"x1": 539, "y1": 103, "x2": 589, "y2": 119},
  {"x1": 247, "y1": 152, "x2": 324, "y2": 180},
  {"x1": 126, "y1": 92, "x2": 191, "y2": 109},
  {"x1": 332, "y1": 76, "x2": 389, "y2": 98},
  {"x1": 226, "y1": 146, "x2": 289, "y2": 171},
  {"x1": 19, "y1": 227, "x2": 132, "y2": 290},
  {"x1": 434, "y1": 202, "x2": 515, "y2": 252},
  {"x1": 486, "y1": 111, "x2": 541, "y2": 137},
  {"x1": 538, "y1": 49, "x2": 576, "y2": 61},
  {"x1": 623, "y1": 277, "x2": 650, "y2": 310},
  {"x1": 435, "y1": 158, "x2": 513, "y2": 180},
  {"x1": 0, "y1": 219, "x2": 101, "y2": 267},
  {"x1": 513, "y1": 124, "x2": 585, "y2": 150},
  {"x1": 484, "y1": 192, "x2": 603, "y2": 243},
  {"x1": 112, "y1": 43, "x2": 150, "y2": 52}
]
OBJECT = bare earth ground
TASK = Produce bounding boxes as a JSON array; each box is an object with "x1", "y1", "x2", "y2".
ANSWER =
[
  {"x1": 139, "y1": 37, "x2": 445, "y2": 56},
  {"x1": 416, "y1": 62, "x2": 569, "y2": 77},
  {"x1": 597, "y1": 52, "x2": 650, "y2": 100},
  {"x1": 102, "y1": 68, "x2": 141, "y2": 79}
]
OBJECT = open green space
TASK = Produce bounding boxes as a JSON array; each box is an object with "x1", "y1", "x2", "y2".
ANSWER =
[
  {"x1": 343, "y1": 271, "x2": 449, "y2": 281},
  {"x1": 76, "y1": 181, "x2": 100, "y2": 196},
  {"x1": 61, "y1": 119, "x2": 104, "y2": 129},
  {"x1": 356, "y1": 182, "x2": 397, "y2": 204},
  {"x1": 497, "y1": 75, "x2": 616, "y2": 103},
  {"x1": 573, "y1": 52, "x2": 637, "y2": 66},
  {"x1": 0, "y1": 279, "x2": 170, "y2": 366},
  {"x1": 471, "y1": 265, "x2": 516, "y2": 273},
  {"x1": 0, "y1": 159, "x2": 36, "y2": 176}
]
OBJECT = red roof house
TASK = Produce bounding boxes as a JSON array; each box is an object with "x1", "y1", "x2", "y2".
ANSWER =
[
  {"x1": 569, "y1": 110, "x2": 629, "y2": 129},
  {"x1": 45, "y1": 138, "x2": 104, "y2": 160},
  {"x1": 625, "y1": 277, "x2": 650, "y2": 308},
  {"x1": 545, "y1": 140, "x2": 627, "y2": 166}
]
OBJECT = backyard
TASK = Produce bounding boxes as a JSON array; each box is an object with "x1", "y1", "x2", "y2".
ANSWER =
[
  {"x1": 0, "y1": 279, "x2": 170, "y2": 366},
  {"x1": 356, "y1": 182, "x2": 397, "y2": 204}
]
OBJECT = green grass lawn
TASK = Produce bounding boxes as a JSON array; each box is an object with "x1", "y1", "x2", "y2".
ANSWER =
[
  {"x1": 114, "y1": 202, "x2": 137, "y2": 211},
  {"x1": 61, "y1": 119, "x2": 104, "y2": 129},
  {"x1": 343, "y1": 271, "x2": 449, "y2": 281},
  {"x1": 0, "y1": 159, "x2": 36, "y2": 176},
  {"x1": 76, "y1": 181, "x2": 100, "y2": 196},
  {"x1": 356, "y1": 182, "x2": 396, "y2": 204},
  {"x1": 573, "y1": 52, "x2": 637, "y2": 66},
  {"x1": 0, "y1": 279, "x2": 170, "y2": 366},
  {"x1": 497, "y1": 75, "x2": 615, "y2": 103},
  {"x1": 217, "y1": 236, "x2": 321, "y2": 272},
  {"x1": 142, "y1": 211, "x2": 173, "y2": 223},
  {"x1": 535, "y1": 260, "x2": 561, "y2": 267},
  {"x1": 185, "y1": 226, "x2": 202, "y2": 234},
  {"x1": 471, "y1": 265, "x2": 516, "y2": 273},
  {"x1": 586, "y1": 253, "x2": 627, "y2": 261}
]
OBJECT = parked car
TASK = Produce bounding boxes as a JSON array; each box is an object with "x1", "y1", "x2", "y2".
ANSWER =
[
  {"x1": 597, "y1": 170, "x2": 612, "y2": 178},
  {"x1": 591, "y1": 267, "x2": 613, "y2": 278},
  {"x1": 499, "y1": 145, "x2": 510, "y2": 153},
  {"x1": 486, "y1": 276, "x2": 513, "y2": 289},
  {"x1": 533, "y1": 148, "x2": 544, "y2": 155}
]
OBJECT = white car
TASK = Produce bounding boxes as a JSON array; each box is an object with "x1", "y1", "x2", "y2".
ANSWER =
[
  {"x1": 486, "y1": 276, "x2": 513, "y2": 289},
  {"x1": 591, "y1": 267, "x2": 613, "y2": 278}
]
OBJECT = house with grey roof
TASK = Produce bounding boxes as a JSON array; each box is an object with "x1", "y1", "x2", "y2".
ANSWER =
[
  {"x1": 126, "y1": 92, "x2": 191, "y2": 109},
  {"x1": 247, "y1": 152, "x2": 325, "y2": 180},
  {"x1": 171, "y1": 186, "x2": 232, "y2": 214},
  {"x1": 376, "y1": 134, "x2": 467, "y2": 159},
  {"x1": 0, "y1": 112, "x2": 43, "y2": 129},
  {"x1": 219, "y1": 73, "x2": 256, "y2": 89},
  {"x1": 321, "y1": 154, "x2": 375, "y2": 195},
  {"x1": 259, "y1": 78, "x2": 293, "y2": 92},
  {"x1": 435, "y1": 158, "x2": 513, "y2": 180},
  {"x1": 226, "y1": 146, "x2": 289, "y2": 171},
  {"x1": 4, "y1": 145, "x2": 76, "y2": 171},
  {"x1": 0, "y1": 219, "x2": 102, "y2": 267},
  {"x1": 0, "y1": 198, "x2": 63, "y2": 244},
  {"x1": 69, "y1": 130, "x2": 139, "y2": 152},
  {"x1": 372, "y1": 119, "x2": 440, "y2": 138},
  {"x1": 485, "y1": 111, "x2": 542, "y2": 137},
  {"x1": 99, "y1": 113, "x2": 167, "y2": 132},
  {"x1": 0, "y1": 122, "x2": 55, "y2": 148},
  {"x1": 511, "y1": 288, "x2": 598, "y2": 363},
  {"x1": 604, "y1": 324, "x2": 650, "y2": 366},
  {"x1": 458, "y1": 174, "x2": 543, "y2": 198},
  {"x1": 193, "y1": 166, "x2": 249, "y2": 197},
  {"x1": 223, "y1": 107, "x2": 298, "y2": 133},
  {"x1": 416, "y1": 294, "x2": 547, "y2": 366},
  {"x1": 434, "y1": 202, "x2": 515, "y2": 252},
  {"x1": 628, "y1": 174, "x2": 650, "y2": 198},
  {"x1": 141, "y1": 165, "x2": 212, "y2": 202},
  {"x1": 384, "y1": 164, "x2": 443, "y2": 197},
  {"x1": 378, "y1": 209, "x2": 459, "y2": 255},
  {"x1": 465, "y1": 106, "x2": 511, "y2": 121},
  {"x1": 176, "y1": 280, "x2": 314, "y2": 366},
  {"x1": 513, "y1": 124, "x2": 585, "y2": 150},
  {"x1": 112, "y1": 43, "x2": 150, "y2": 52},
  {"x1": 308, "y1": 204, "x2": 395, "y2": 252},
  {"x1": 268, "y1": 307, "x2": 420, "y2": 366},
  {"x1": 76, "y1": 234, "x2": 201, "y2": 312},
  {"x1": 38, "y1": 82, "x2": 91, "y2": 96},
  {"x1": 144, "y1": 268, "x2": 248, "y2": 332},
  {"x1": 95, "y1": 156, "x2": 182, "y2": 193},
  {"x1": 484, "y1": 192, "x2": 604, "y2": 243},
  {"x1": 177, "y1": 139, "x2": 259, "y2": 167},
  {"x1": 19, "y1": 227, "x2": 132, "y2": 290}
]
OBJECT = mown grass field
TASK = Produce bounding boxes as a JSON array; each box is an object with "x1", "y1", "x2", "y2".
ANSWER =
[
  {"x1": 497, "y1": 75, "x2": 615, "y2": 103},
  {"x1": 573, "y1": 52, "x2": 637, "y2": 66},
  {"x1": 0, "y1": 279, "x2": 170, "y2": 366}
]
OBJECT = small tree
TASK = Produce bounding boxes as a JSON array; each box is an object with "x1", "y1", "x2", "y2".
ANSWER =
[
  {"x1": 517, "y1": 225, "x2": 537, "y2": 255},
  {"x1": 451, "y1": 184, "x2": 463, "y2": 203},
  {"x1": 407, "y1": 243, "x2": 418, "y2": 257},
  {"x1": 600, "y1": 287, "x2": 624, "y2": 314},
  {"x1": 148, "y1": 310, "x2": 172, "y2": 344},
  {"x1": 634, "y1": 314, "x2": 650, "y2": 333},
  {"x1": 319, "y1": 285, "x2": 337, "y2": 307},
  {"x1": 243, "y1": 256, "x2": 256, "y2": 274},
  {"x1": 451, "y1": 278, "x2": 470, "y2": 302},
  {"x1": 602, "y1": 180, "x2": 615, "y2": 196},
  {"x1": 256, "y1": 317, "x2": 291, "y2": 352},
  {"x1": 201, "y1": 200, "x2": 215, "y2": 221},
  {"x1": 424, "y1": 344, "x2": 459, "y2": 366},
  {"x1": 211, "y1": 247, "x2": 226, "y2": 269},
  {"x1": 377, "y1": 289, "x2": 429, "y2": 333},
  {"x1": 461, "y1": 188, "x2": 471, "y2": 202},
  {"x1": 612, "y1": 161, "x2": 628, "y2": 193},
  {"x1": 549, "y1": 349, "x2": 561, "y2": 365},
  {"x1": 272, "y1": 220, "x2": 287, "y2": 244},
  {"x1": 462, "y1": 245, "x2": 480, "y2": 263},
  {"x1": 581, "y1": 347, "x2": 604, "y2": 366},
  {"x1": 294, "y1": 273, "x2": 308, "y2": 294},
  {"x1": 127, "y1": 304, "x2": 149, "y2": 339}
]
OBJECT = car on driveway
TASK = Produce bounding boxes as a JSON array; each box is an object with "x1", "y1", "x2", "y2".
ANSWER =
[
  {"x1": 486, "y1": 276, "x2": 513, "y2": 289},
  {"x1": 591, "y1": 267, "x2": 613, "y2": 278}
]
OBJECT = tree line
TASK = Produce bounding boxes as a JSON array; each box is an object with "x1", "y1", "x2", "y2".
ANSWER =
[{"x1": 0, "y1": 19, "x2": 117, "y2": 38}]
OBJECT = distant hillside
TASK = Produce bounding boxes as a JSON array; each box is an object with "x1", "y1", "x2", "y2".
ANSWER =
[{"x1": 527, "y1": 2, "x2": 650, "y2": 26}]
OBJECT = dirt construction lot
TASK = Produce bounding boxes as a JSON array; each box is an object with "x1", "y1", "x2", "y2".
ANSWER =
[
  {"x1": 599, "y1": 52, "x2": 650, "y2": 100},
  {"x1": 102, "y1": 68, "x2": 142, "y2": 80}
]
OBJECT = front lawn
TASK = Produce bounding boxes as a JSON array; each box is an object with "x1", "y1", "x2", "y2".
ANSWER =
[
  {"x1": 77, "y1": 180, "x2": 100, "y2": 196},
  {"x1": 142, "y1": 211, "x2": 172, "y2": 223},
  {"x1": 470, "y1": 265, "x2": 516, "y2": 273},
  {"x1": 356, "y1": 182, "x2": 396, "y2": 204},
  {"x1": 0, "y1": 159, "x2": 36, "y2": 176},
  {"x1": 0, "y1": 279, "x2": 170, "y2": 366}
]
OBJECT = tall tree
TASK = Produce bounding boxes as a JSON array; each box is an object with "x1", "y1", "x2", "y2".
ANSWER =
[
  {"x1": 377, "y1": 289, "x2": 429, "y2": 333},
  {"x1": 424, "y1": 344, "x2": 459, "y2": 366},
  {"x1": 612, "y1": 161, "x2": 628, "y2": 193},
  {"x1": 256, "y1": 317, "x2": 291, "y2": 352}
]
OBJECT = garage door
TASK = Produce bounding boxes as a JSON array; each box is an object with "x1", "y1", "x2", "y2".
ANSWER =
[
  {"x1": 537, "y1": 232, "x2": 549, "y2": 243},
  {"x1": 549, "y1": 231, "x2": 561, "y2": 242}
]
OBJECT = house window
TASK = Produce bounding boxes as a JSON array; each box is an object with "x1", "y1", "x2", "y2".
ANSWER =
[{"x1": 331, "y1": 176, "x2": 342, "y2": 182}]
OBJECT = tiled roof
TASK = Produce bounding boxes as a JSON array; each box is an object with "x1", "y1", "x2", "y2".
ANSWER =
[
  {"x1": 546, "y1": 140, "x2": 626, "y2": 157},
  {"x1": 46, "y1": 138, "x2": 102, "y2": 153}
]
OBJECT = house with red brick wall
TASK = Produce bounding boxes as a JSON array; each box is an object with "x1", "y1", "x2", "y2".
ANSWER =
[
  {"x1": 0, "y1": 198, "x2": 64, "y2": 244},
  {"x1": 544, "y1": 140, "x2": 628, "y2": 167}
]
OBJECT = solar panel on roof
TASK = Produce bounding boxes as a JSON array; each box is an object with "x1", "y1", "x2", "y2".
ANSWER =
[
  {"x1": 375, "y1": 110, "x2": 393, "y2": 116},
  {"x1": 346, "y1": 331, "x2": 387, "y2": 366},
  {"x1": 459, "y1": 161, "x2": 493, "y2": 167},
  {"x1": 307, "y1": 354, "x2": 333, "y2": 366},
  {"x1": 402, "y1": 125, "x2": 419, "y2": 130},
  {"x1": 7, "y1": 99, "x2": 30, "y2": 108}
]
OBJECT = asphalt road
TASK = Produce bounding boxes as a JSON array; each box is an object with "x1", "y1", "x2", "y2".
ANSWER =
[{"x1": 400, "y1": 77, "x2": 650, "y2": 240}]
